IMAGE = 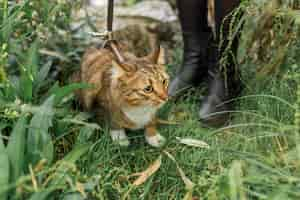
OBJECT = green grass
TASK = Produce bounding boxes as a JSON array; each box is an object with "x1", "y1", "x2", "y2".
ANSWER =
[{"x1": 1, "y1": 0, "x2": 300, "y2": 199}]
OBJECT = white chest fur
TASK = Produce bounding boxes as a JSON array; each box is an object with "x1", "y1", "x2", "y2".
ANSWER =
[{"x1": 123, "y1": 106, "x2": 157, "y2": 129}]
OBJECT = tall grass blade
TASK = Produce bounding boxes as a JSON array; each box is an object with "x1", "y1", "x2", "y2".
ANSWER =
[
  {"x1": 164, "y1": 151, "x2": 195, "y2": 190},
  {"x1": 0, "y1": 135, "x2": 9, "y2": 200},
  {"x1": 61, "y1": 144, "x2": 91, "y2": 164},
  {"x1": 27, "y1": 96, "x2": 54, "y2": 166},
  {"x1": 48, "y1": 82, "x2": 91, "y2": 105},
  {"x1": 26, "y1": 40, "x2": 39, "y2": 83},
  {"x1": 34, "y1": 60, "x2": 52, "y2": 96},
  {"x1": 19, "y1": 40, "x2": 39, "y2": 102},
  {"x1": 6, "y1": 115, "x2": 27, "y2": 183},
  {"x1": 229, "y1": 161, "x2": 246, "y2": 200}
]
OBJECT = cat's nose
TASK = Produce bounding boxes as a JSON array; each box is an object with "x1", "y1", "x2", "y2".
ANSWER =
[{"x1": 158, "y1": 92, "x2": 168, "y2": 101}]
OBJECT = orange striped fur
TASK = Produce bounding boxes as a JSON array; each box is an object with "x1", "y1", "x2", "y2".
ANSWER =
[{"x1": 73, "y1": 45, "x2": 169, "y2": 146}]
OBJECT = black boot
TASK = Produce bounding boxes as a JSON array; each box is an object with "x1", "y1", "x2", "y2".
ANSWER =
[
  {"x1": 198, "y1": 72, "x2": 230, "y2": 126},
  {"x1": 198, "y1": 70, "x2": 242, "y2": 126},
  {"x1": 168, "y1": 0, "x2": 211, "y2": 97},
  {"x1": 198, "y1": 0, "x2": 242, "y2": 126}
]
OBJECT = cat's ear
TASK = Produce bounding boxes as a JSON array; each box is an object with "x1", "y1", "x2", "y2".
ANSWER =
[
  {"x1": 153, "y1": 46, "x2": 166, "y2": 65},
  {"x1": 147, "y1": 46, "x2": 166, "y2": 65}
]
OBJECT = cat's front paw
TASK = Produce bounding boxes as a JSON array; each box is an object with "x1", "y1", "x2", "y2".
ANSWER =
[
  {"x1": 145, "y1": 133, "x2": 166, "y2": 148},
  {"x1": 110, "y1": 129, "x2": 130, "y2": 146}
]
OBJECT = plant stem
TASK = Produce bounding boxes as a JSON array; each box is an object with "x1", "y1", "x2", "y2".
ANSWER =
[
  {"x1": 3, "y1": 0, "x2": 8, "y2": 20},
  {"x1": 295, "y1": 79, "x2": 300, "y2": 135},
  {"x1": 0, "y1": 0, "x2": 8, "y2": 83}
]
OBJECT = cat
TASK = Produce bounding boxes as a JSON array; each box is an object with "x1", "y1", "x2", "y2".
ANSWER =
[{"x1": 73, "y1": 44, "x2": 169, "y2": 147}]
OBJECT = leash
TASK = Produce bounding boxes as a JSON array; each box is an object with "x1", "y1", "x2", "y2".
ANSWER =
[{"x1": 89, "y1": 0, "x2": 125, "y2": 62}]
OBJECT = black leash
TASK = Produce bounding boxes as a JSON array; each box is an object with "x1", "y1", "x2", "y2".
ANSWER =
[
  {"x1": 107, "y1": 0, "x2": 114, "y2": 36},
  {"x1": 89, "y1": 0, "x2": 124, "y2": 62}
]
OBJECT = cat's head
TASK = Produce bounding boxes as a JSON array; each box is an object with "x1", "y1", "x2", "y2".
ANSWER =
[{"x1": 111, "y1": 47, "x2": 169, "y2": 109}]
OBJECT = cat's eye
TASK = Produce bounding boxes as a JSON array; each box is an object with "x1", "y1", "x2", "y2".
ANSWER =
[
  {"x1": 162, "y1": 79, "x2": 168, "y2": 87},
  {"x1": 144, "y1": 85, "x2": 153, "y2": 93}
]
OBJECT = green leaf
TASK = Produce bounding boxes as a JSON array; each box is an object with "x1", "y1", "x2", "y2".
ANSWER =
[
  {"x1": 51, "y1": 144, "x2": 90, "y2": 186},
  {"x1": 0, "y1": 136, "x2": 9, "y2": 200},
  {"x1": 48, "y1": 82, "x2": 92, "y2": 105},
  {"x1": 34, "y1": 60, "x2": 52, "y2": 95},
  {"x1": 62, "y1": 118, "x2": 101, "y2": 131},
  {"x1": 62, "y1": 193, "x2": 85, "y2": 200},
  {"x1": 1, "y1": 0, "x2": 27, "y2": 43},
  {"x1": 229, "y1": 161, "x2": 246, "y2": 200},
  {"x1": 42, "y1": 133, "x2": 54, "y2": 165},
  {"x1": 1, "y1": 10, "x2": 13, "y2": 44},
  {"x1": 62, "y1": 144, "x2": 90, "y2": 164},
  {"x1": 175, "y1": 137, "x2": 210, "y2": 149},
  {"x1": 6, "y1": 115, "x2": 27, "y2": 183},
  {"x1": 1, "y1": 81, "x2": 17, "y2": 102},
  {"x1": 27, "y1": 96, "x2": 54, "y2": 166},
  {"x1": 19, "y1": 70, "x2": 33, "y2": 102},
  {"x1": 28, "y1": 189, "x2": 56, "y2": 200},
  {"x1": 76, "y1": 126, "x2": 95, "y2": 145},
  {"x1": 19, "y1": 40, "x2": 39, "y2": 102},
  {"x1": 26, "y1": 40, "x2": 39, "y2": 82}
]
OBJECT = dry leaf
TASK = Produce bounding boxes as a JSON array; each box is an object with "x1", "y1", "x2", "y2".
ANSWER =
[
  {"x1": 132, "y1": 155, "x2": 162, "y2": 186},
  {"x1": 156, "y1": 118, "x2": 180, "y2": 125},
  {"x1": 168, "y1": 110, "x2": 189, "y2": 122},
  {"x1": 183, "y1": 189, "x2": 194, "y2": 200},
  {"x1": 163, "y1": 151, "x2": 195, "y2": 190},
  {"x1": 29, "y1": 165, "x2": 38, "y2": 192},
  {"x1": 39, "y1": 49, "x2": 69, "y2": 62},
  {"x1": 176, "y1": 137, "x2": 210, "y2": 149},
  {"x1": 33, "y1": 159, "x2": 47, "y2": 172},
  {"x1": 76, "y1": 182, "x2": 87, "y2": 198}
]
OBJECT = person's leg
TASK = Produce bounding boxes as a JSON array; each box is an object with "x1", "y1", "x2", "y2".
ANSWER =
[
  {"x1": 199, "y1": 0, "x2": 242, "y2": 126},
  {"x1": 168, "y1": 0, "x2": 211, "y2": 97}
]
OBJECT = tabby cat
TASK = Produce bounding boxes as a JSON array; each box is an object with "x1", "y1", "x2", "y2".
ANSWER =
[{"x1": 73, "y1": 45, "x2": 169, "y2": 147}]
